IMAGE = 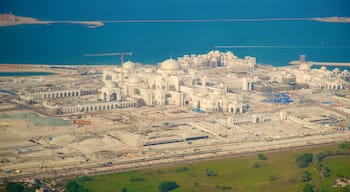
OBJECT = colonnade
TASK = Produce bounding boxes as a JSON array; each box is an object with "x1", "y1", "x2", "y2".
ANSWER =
[
  {"x1": 29, "y1": 89, "x2": 81, "y2": 100},
  {"x1": 61, "y1": 100, "x2": 137, "y2": 114}
]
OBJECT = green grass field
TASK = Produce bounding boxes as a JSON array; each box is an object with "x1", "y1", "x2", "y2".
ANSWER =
[
  {"x1": 71, "y1": 144, "x2": 350, "y2": 192},
  {"x1": 319, "y1": 156, "x2": 350, "y2": 192}
]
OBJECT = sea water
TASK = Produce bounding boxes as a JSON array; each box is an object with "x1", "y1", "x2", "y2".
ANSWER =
[{"x1": 0, "y1": 20, "x2": 349, "y2": 66}]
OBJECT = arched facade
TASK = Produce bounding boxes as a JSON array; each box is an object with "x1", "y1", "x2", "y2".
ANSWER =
[
  {"x1": 61, "y1": 100, "x2": 137, "y2": 114},
  {"x1": 27, "y1": 89, "x2": 81, "y2": 100}
]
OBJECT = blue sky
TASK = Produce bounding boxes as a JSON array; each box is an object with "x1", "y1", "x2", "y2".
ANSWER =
[{"x1": 0, "y1": 0, "x2": 349, "y2": 20}]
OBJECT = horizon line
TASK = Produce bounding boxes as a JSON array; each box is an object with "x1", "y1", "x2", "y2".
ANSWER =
[
  {"x1": 48, "y1": 17, "x2": 313, "y2": 23},
  {"x1": 215, "y1": 45, "x2": 350, "y2": 49}
]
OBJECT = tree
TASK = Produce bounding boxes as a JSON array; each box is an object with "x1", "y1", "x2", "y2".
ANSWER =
[
  {"x1": 252, "y1": 162, "x2": 260, "y2": 168},
  {"x1": 323, "y1": 166, "x2": 331, "y2": 177},
  {"x1": 258, "y1": 153, "x2": 267, "y2": 160},
  {"x1": 65, "y1": 181, "x2": 89, "y2": 192},
  {"x1": 303, "y1": 183, "x2": 314, "y2": 192},
  {"x1": 5, "y1": 182, "x2": 24, "y2": 192},
  {"x1": 269, "y1": 175, "x2": 278, "y2": 181},
  {"x1": 65, "y1": 181, "x2": 79, "y2": 192},
  {"x1": 121, "y1": 188, "x2": 128, "y2": 192},
  {"x1": 205, "y1": 169, "x2": 218, "y2": 176},
  {"x1": 301, "y1": 171, "x2": 312, "y2": 182},
  {"x1": 158, "y1": 181, "x2": 179, "y2": 192},
  {"x1": 296, "y1": 153, "x2": 313, "y2": 168}
]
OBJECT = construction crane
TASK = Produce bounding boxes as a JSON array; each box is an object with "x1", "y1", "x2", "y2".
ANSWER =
[
  {"x1": 83, "y1": 51, "x2": 133, "y2": 65},
  {"x1": 115, "y1": 52, "x2": 133, "y2": 65}
]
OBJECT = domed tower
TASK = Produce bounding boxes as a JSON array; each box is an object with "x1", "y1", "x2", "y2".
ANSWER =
[
  {"x1": 158, "y1": 58, "x2": 183, "y2": 75},
  {"x1": 100, "y1": 70, "x2": 122, "y2": 102},
  {"x1": 160, "y1": 59, "x2": 181, "y2": 71},
  {"x1": 122, "y1": 61, "x2": 136, "y2": 71}
]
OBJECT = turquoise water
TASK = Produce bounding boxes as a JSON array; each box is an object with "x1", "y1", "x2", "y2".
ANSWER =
[
  {"x1": 0, "y1": 20, "x2": 349, "y2": 66},
  {"x1": 0, "y1": 71, "x2": 54, "y2": 76},
  {"x1": 0, "y1": 0, "x2": 349, "y2": 66}
]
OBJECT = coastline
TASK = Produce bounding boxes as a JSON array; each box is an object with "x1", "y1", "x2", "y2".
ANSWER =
[
  {"x1": 0, "y1": 64, "x2": 52, "y2": 72},
  {"x1": 0, "y1": 16, "x2": 49, "y2": 27},
  {"x1": 2, "y1": 14, "x2": 350, "y2": 29},
  {"x1": 312, "y1": 16, "x2": 350, "y2": 23},
  {"x1": 0, "y1": 15, "x2": 104, "y2": 28},
  {"x1": 0, "y1": 64, "x2": 67, "y2": 76}
]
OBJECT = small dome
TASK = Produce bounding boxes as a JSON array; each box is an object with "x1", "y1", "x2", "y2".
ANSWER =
[
  {"x1": 342, "y1": 70, "x2": 349, "y2": 75},
  {"x1": 225, "y1": 51, "x2": 236, "y2": 59},
  {"x1": 122, "y1": 61, "x2": 135, "y2": 70},
  {"x1": 299, "y1": 63, "x2": 311, "y2": 71},
  {"x1": 160, "y1": 59, "x2": 181, "y2": 71},
  {"x1": 333, "y1": 68, "x2": 340, "y2": 73},
  {"x1": 128, "y1": 75, "x2": 142, "y2": 84},
  {"x1": 320, "y1": 66, "x2": 328, "y2": 72}
]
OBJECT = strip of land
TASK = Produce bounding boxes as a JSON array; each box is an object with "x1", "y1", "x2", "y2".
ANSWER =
[
  {"x1": 0, "y1": 13, "x2": 104, "y2": 28},
  {"x1": 1, "y1": 13, "x2": 350, "y2": 28},
  {"x1": 0, "y1": 16, "x2": 49, "y2": 27},
  {"x1": 313, "y1": 16, "x2": 350, "y2": 23}
]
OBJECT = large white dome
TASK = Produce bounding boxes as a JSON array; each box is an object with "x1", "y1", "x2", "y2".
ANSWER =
[
  {"x1": 320, "y1": 66, "x2": 328, "y2": 72},
  {"x1": 122, "y1": 61, "x2": 136, "y2": 70},
  {"x1": 160, "y1": 59, "x2": 181, "y2": 71},
  {"x1": 333, "y1": 68, "x2": 340, "y2": 73}
]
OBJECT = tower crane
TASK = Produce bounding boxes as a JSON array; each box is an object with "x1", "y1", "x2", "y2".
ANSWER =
[
  {"x1": 83, "y1": 51, "x2": 133, "y2": 65},
  {"x1": 115, "y1": 52, "x2": 133, "y2": 65}
]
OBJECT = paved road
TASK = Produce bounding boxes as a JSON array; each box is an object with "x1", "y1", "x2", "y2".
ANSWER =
[{"x1": 1, "y1": 134, "x2": 348, "y2": 183}]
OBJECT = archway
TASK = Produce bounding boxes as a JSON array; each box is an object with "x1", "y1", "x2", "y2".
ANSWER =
[
  {"x1": 110, "y1": 93, "x2": 117, "y2": 101},
  {"x1": 137, "y1": 99, "x2": 146, "y2": 107},
  {"x1": 256, "y1": 118, "x2": 260, "y2": 123},
  {"x1": 236, "y1": 108, "x2": 241, "y2": 113}
]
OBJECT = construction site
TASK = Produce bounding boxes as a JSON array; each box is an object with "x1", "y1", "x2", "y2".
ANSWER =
[{"x1": 1, "y1": 51, "x2": 350, "y2": 182}]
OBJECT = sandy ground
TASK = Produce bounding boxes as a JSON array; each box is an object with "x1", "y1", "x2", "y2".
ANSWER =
[{"x1": 0, "y1": 64, "x2": 54, "y2": 72}]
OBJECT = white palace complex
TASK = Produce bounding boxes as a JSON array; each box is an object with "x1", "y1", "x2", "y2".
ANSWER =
[{"x1": 18, "y1": 50, "x2": 350, "y2": 117}]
